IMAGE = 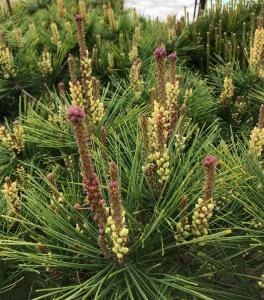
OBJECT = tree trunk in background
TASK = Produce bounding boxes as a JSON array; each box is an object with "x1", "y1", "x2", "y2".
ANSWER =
[
  {"x1": 200, "y1": 0, "x2": 207, "y2": 10},
  {"x1": 198, "y1": 0, "x2": 207, "y2": 16}
]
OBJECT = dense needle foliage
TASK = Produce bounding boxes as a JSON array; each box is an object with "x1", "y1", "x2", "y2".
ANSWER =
[{"x1": 0, "y1": 0, "x2": 264, "y2": 299}]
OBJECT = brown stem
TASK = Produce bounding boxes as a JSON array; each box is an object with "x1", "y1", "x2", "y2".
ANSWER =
[
  {"x1": 157, "y1": 116, "x2": 165, "y2": 153},
  {"x1": 72, "y1": 121, "x2": 93, "y2": 178},
  {"x1": 203, "y1": 155, "x2": 218, "y2": 201},
  {"x1": 140, "y1": 113, "x2": 149, "y2": 153},
  {"x1": 68, "y1": 54, "x2": 77, "y2": 82},
  {"x1": 109, "y1": 162, "x2": 123, "y2": 231},
  {"x1": 169, "y1": 102, "x2": 179, "y2": 136},
  {"x1": 156, "y1": 58, "x2": 165, "y2": 104},
  {"x1": 75, "y1": 15, "x2": 87, "y2": 57},
  {"x1": 6, "y1": 0, "x2": 13, "y2": 16},
  {"x1": 67, "y1": 107, "x2": 109, "y2": 256},
  {"x1": 101, "y1": 126, "x2": 106, "y2": 147},
  {"x1": 258, "y1": 104, "x2": 264, "y2": 129}
]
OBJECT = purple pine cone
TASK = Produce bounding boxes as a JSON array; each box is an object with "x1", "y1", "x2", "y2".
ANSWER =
[
  {"x1": 75, "y1": 15, "x2": 83, "y2": 22},
  {"x1": 168, "y1": 52, "x2": 177, "y2": 61},
  {"x1": 154, "y1": 47, "x2": 166, "y2": 59},
  {"x1": 67, "y1": 106, "x2": 85, "y2": 123},
  {"x1": 203, "y1": 155, "x2": 218, "y2": 168}
]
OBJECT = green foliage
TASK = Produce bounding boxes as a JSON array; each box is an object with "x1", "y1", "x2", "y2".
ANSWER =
[{"x1": 0, "y1": 0, "x2": 264, "y2": 299}]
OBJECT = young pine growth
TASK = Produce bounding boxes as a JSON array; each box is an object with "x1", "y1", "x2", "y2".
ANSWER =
[
  {"x1": 48, "y1": 97, "x2": 67, "y2": 129},
  {"x1": 133, "y1": 24, "x2": 141, "y2": 46},
  {"x1": 12, "y1": 28, "x2": 22, "y2": 47},
  {"x1": 249, "y1": 218, "x2": 264, "y2": 230},
  {"x1": 154, "y1": 47, "x2": 166, "y2": 103},
  {"x1": 64, "y1": 21, "x2": 72, "y2": 36},
  {"x1": 2, "y1": 177, "x2": 20, "y2": 218},
  {"x1": 219, "y1": 63, "x2": 234, "y2": 105},
  {"x1": 67, "y1": 107, "x2": 129, "y2": 260},
  {"x1": 249, "y1": 104, "x2": 264, "y2": 157},
  {"x1": 47, "y1": 107, "x2": 59, "y2": 124},
  {"x1": 167, "y1": 16, "x2": 176, "y2": 43},
  {"x1": 129, "y1": 58, "x2": 144, "y2": 100},
  {"x1": 90, "y1": 78, "x2": 105, "y2": 125},
  {"x1": 68, "y1": 54, "x2": 84, "y2": 107},
  {"x1": 58, "y1": 81, "x2": 65, "y2": 98},
  {"x1": 92, "y1": 45, "x2": 99, "y2": 67},
  {"x1": 107, "y1": 6, "x2": 118, "y2": 31},
  {"x1": 16, "y1": 165, "x2": 30, "y2": 188},
  {"x1": 56, "y1": 0, "x2": 66, "y2": 18},
  {"x1": 0, "y1": 33, "x2": 16, "y2": 79},
  {"x1": 47, "y1": 173, "x2": 64, "y2": 209},
  {"x1": 63, "y1": 155, "x2": 74, "y2": 172},
  {"x1": 166, "y1": 54, "x2": 187, "y2": 151},
  {"x1": 0, "y1": 121, "x2": 24, "y2": 154},
  {"x1": 67, "y1": 106, "x2": 109, "y2": 255},
  {"x1": 142, "y1": 49, "x2": 170, "y2": 183},
  {"x1": 69, "y1": 80, "x2": 83, "y2": 107},
  {"x1": 140, "y1": 113, "x2": 149, "y2": 153},
  {"x1": 143, "y1": 50, "x2": 187, "y2": 184},
  {"x1": 258, "y1": 273, "x2": 264, "y2": 289},
  {"x1": 105, "y1": 162, "x2": 129, "y2": 263},
  {"x1": 78, "y1": 49, "x2": 105, "y2": 124},
  {"x1": 143, "y1": 99, "x2": 171, "y2": 184},
  {"x1": 107, "y1": 53, "x2": 114, "y2": 72},
  {"x1": 50, "y1": 22, "x2": 61, "y2": 48},
  {"x1": 192, "y1": 155, "x2": 218, "y2": 237},
  {"x1": 232, "y1": 96, "x2": 246, "y2": 123},
  {"x1": 75, "y1": 15, "x2": 87, "y2": 57},
  {"x1": 129, "y1": 44, "x2": 138, "y2": 63},
  {"x1": 38, "y1": 50, "x2": 53, "y2": 75},
  {"x1": 166, "y1": 64, "x2": 180, "y2": 108},
  {"x1": 175, "y1": 196, "x2": 191, "y2": 242},
  {"x1": 28, "y1": 23, "x2": 38, "y2": 40},
  {"x1": 69, "y1": 24, "x2": 105, "y2": 126},
  {"x1": 80, "y1": 49, "x2": 93, "y2": 108},
  {"x1": 79, "y1": 0, "x2": 87, "y2": 20},
  {"x1": 250, "y1": 22, "x2": 264, "y2": 77}
]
